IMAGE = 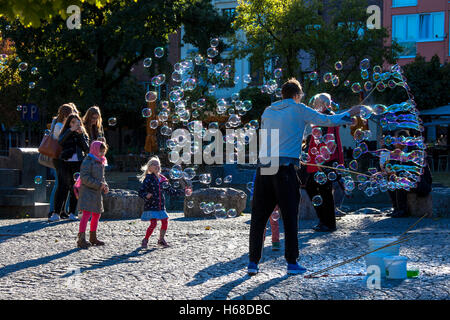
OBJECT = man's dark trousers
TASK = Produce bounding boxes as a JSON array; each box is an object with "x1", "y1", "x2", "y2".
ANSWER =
[{"x1": 249, "y1": 164, "x2": 300, "y2": 264}]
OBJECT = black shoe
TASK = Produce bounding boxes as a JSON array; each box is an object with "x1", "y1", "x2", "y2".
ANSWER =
[
  {"x1": 312, "y1": 223, "x2": 323, "y2": 231},
  {"x1": 314, "y1": 225, "x2": 337, "y2": 232},
  {"x1": 390, "y1": 210, "x2": 407, "y2": 218},
  {"x1": 60, "y1": 212, "x2": 69, "y2": 219}
]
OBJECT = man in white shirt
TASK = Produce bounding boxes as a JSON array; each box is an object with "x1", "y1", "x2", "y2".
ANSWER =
[{"x1": 248, "y1": 78, "x2": 361, "y2": 275}]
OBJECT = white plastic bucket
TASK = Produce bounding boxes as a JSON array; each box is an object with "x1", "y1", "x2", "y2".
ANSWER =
[
  {"x1": 383, "y1": 256, "x2": 408, "y2": 279},
  {"x1": 368, "y1": 238, "x2": 400, "y2": 256},
  {"x1": 365, "y1": 252, "x2": 390, "y2": 277}
]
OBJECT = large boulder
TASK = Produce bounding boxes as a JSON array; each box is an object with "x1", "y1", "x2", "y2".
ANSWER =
[
  {"x1": 184, "y1": 187, "x2": 247, "y2": 218},
  {"x1": 431, "y1": 187, "x2": 450, "y2": 217},
  {"x1": 298, "y1": 188, "x2": 318, "y2": 220},
  {"x1": 102, "y1": 189, "x2": 145, "y2": 219}
]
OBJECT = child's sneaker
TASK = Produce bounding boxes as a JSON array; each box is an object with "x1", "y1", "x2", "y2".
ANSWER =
[
  {"x1": 68, "y1": 213, "x2": 78, "y2": 221},
  {"x1": 272, "y1": 241, "x2": 281, "y2": 251},
  {"x1": 157, "y1": 239, "x2": 170, "y2": 248},
  {"x1": 247, "y1": 262, "x2": 259, "y2": 276},
  {"x1": 141, "y1": 238, "x2": 148, "y2": 249},
  {"x1": 287, "y1": 263, "x2": 307, "y2": 275}
]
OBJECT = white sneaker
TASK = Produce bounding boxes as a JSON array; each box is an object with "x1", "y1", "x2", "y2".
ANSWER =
[
  {"x1": 68, "y1": 213, "x2": 78, "y2": 221},
  {"x1": 48, "y1": 213, "x2": 60, "y2": 222}
]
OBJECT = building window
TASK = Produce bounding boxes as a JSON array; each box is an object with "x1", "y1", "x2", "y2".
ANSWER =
[
  {"x1": 222, "y1": 8, "x2": 236, "y2": 18},
  {"x1": 392, "y1": 0, "x2": 417, "y2": 8},
  {"x1": 393, "y1": 14, "x2": 418, "y2": 57},
  {"x1": 418, "y1": 12, "x2": 445, "y2": 41}
]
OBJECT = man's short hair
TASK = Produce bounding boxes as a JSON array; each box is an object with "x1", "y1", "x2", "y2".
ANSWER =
[{"x1": 281, "y1": 78, "x2": 303, "y2": 100}]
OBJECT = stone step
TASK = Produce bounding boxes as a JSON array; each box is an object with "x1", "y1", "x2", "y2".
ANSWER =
[
  {"x1": 0, "y1": 202, "x2": 50, "y2": 218},
  {"x1": 0, "y1": 187, "x2": 35, "y2": 196},
  {"x1": 0, "y1": 194, "x2": 34, "y2": 206},
  {"x1": 0, "y1": 168, "x2": 21, "y2": 188}
]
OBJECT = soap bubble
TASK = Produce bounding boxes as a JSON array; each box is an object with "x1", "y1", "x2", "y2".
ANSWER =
[
  {"x1": 373, "y1": 65, "x2": 382, "y2": 73},
  {"x1": 28, "y1": 82, "x2": 36, "y2": 89},
  {"x1": 359, "y1": 58, "x2": 370, "y2": 70},
  {"x1": 143, "y1": 57, "x2": 152, "y2": 67},
  {"x1": 364, "y1": 81, "x2": 373, "y2": 91},
  {"x1": 349, "y1": 160, "x2": 358, "y2": 171},
  {"x1": 215, "y1": 178, "x2": 223, "y2": 185},
  {"x1": 214, "y1": 208, "x2": 228, "y2": 219},
  {"x1": 73, "y1": 172, "x2": 80, "y2": 181},
  {"x1": 335, "y1": 61, "x2": 343, "y2": 71},
  {"x1": 141, "y1": 108, "x2": 152, "y2": 118},
  {"x1": 246, "y1": 181, "x2": 254, "y2": 192},
  {"x1": 327, "y1": 171, "x2": 337, "y2": 181},
  {"x1": 210, "y1": 38, "x2": 219, "y2": 48},
  {"x1": 207, "y1": 47, "x2": 219, "y2": 58},
  {"x1": 149, "y1": 120, "x2": 159, "y2": 129},
  {"x1": 323, "y1": 72, "x2": 333, "y2": 83},
  {"x1": 34, "y1": 176, "x2": 43, "y2": 184},
  {"x1": 187, "y1": 200, "x2": 194, "y2": 208},
  {"x1": 199, "y1": 173, "x2": 212, "y2": 184},
  {"x1": 227, "y1": 208, "x2": 238, "y2": 218},
  {"x1": 31, "y1": 67, "x2": 38, "y2": 75},
  {"x1": 18, "y1": 62, "x2": 28, "y2": 72},
  {"x1": 145, "y1": 91, "x2": 157, "y2": 102},
  {"x1": 351, "y1": 82, "x2": 362, "y2": 93},
  {"x1": 314, "y1": 171, "x2": 327, "y2": 185},
  {"x1": 169, "y1": 165, "x2": 183, "y2": 180},
  {"x1": 151, "y1": 74, "x2": 166, "y2": 86},
  {"x1": 311, "y1": 127, "x2": 322, "y2": 139},
  {"x1": 271, "y1": 210, "x2": 280, "y2": 221},
  {"x1": 309, "y1": 72, "x2": 318, "y2": 81},
  {"x1": 344, "y1": 80, "x2": 350, "y2": 87},
  {"x1": 361, "y1": 69, "x2": 369, "y2": 80},
  {"x1": 108, "y1": 117, "x2": 117, "y2": 126},
  {"x1": 376, "y1": 81, "x2": 386, "y2": 92},
  {"x1": 312, "y1": 195, "x2": 323, "y2": 206},
  {"x1": 352, "y1": 147, "x2": 362, "y2": 159},
  {"x1": 224, "y1": 175, "x2": 232, "y2": 183},
  {"x1": 154, "y1": 47, "x2": 164, "y2": 58},
  {"x1": 273, "y1": 68, "x2": 282, "y2": 79}
]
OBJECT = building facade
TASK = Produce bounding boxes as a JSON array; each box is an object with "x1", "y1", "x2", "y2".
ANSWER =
[{"x1": 383, "y1": 0, "x2": 450, "y2": 65}]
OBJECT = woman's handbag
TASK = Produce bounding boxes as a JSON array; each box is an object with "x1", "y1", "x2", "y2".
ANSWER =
[{"x1": 38, "y1": 121, "x2": 61, "y2": 168}]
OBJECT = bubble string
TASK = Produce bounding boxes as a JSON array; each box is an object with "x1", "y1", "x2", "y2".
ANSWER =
[{"x1": 299, "y1": 161, "x2": 371, "y2": 178}]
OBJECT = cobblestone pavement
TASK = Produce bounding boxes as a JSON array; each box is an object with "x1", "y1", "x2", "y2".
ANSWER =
[{"x1": 0, "y1": 213, "x2": 449, "y2": 300}]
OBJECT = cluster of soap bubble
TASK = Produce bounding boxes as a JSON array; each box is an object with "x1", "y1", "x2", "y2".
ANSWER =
[
  {"x1": 300, "y1": 58, "x2": 426, "y2": 208},
  {"x1": 1, "y1": 53, "x2": 40, "y2": 89}
]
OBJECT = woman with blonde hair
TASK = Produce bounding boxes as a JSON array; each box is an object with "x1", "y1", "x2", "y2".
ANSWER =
[{"x1": 83, "y1": 106, "x2": 105, "y2": 145}]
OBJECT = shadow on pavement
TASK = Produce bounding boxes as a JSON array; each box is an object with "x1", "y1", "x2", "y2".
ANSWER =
[
  {"x1": 61, "y1": 247, "x2": 155, "y2": 276},
  {"x1": 0, "y1": 220, "x2": 72, "y2": 243},
  {"x1": 0, "y1": 248, "x2": 79, "y2": 278}
]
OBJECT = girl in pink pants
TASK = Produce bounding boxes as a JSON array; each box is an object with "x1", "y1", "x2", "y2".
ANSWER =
[
  {"x1": 264, "y1": 205, "x2": 281, "y2": 251},
  {"x1": 75, "y1": 140, "x2": 109, "y2": 249}
]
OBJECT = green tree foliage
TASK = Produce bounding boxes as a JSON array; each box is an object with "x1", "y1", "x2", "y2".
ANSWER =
[
  {"x1": 0, "y1": 0, "x2": 110, "y2": 27},
  {"x1": 377, "y1": 55, "x2": 450, "y2": 110},
  {"x1": 232, "y1": 0, "x2": 402, "y2": 108},
  {"x1": 0, "y1": 0, "x2": 188, "y2": 129}
]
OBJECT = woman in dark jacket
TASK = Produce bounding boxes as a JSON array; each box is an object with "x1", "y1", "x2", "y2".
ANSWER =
[{"x1": 53, "y1": 113, "x2": 90, "y2": 221}]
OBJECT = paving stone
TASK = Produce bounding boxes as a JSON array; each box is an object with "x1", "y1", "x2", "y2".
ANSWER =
[{"x1": 0, "y1": 214, "x2": 448, "y2": 300}]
